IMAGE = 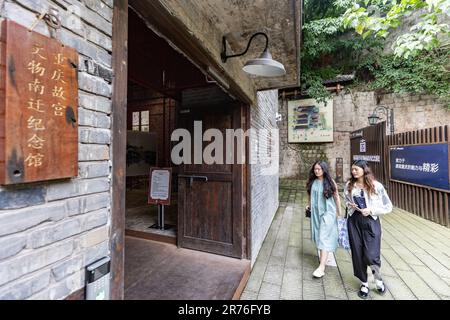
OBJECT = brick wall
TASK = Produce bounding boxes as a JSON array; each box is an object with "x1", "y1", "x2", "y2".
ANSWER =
[
  {"x1": 250, "y1": 90, "x2": 279, "y2": 266},
  {"x1": 0, "y1": 0, "x2": 113, "y2": 299},
  {"x1": 279, "y1": 91, "x2": 450, "y2": 181}
]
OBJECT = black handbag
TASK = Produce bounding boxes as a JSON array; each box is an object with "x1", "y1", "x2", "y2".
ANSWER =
[{"x1": 305, "y1": 207, "x2": 311, "y2": 218}]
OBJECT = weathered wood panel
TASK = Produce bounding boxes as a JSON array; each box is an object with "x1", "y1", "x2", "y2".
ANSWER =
[
  {"x1": 0, "y1": 20, "x2": 78, "y2": 185},
  {"x1": 111, "y1": 0, "x2": 128, "y2": 300},
  {"x1": 350, "y1": 121, "x2": 387, "y2": 185},
  {"x1": 178, "y1": 103, "x2": 244, "y2": 258}
]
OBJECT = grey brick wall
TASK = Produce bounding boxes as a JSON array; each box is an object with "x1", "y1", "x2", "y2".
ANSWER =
[
  {"x1": 0, "y1": 0, "x2": 113, "y2": 300},
  {"x1": 250, "y1": 90, "x2": 279, "y2": 266},
  {"x1": 279, "y1": 92, "x2": 450, "y2": 181},
  {"x1": 279, "y1": 98, "x2": 300, "y2": 178}
]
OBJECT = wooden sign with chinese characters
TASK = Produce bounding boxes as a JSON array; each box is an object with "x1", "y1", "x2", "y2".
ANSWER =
[{"x1": 0, "y1": 20, "x2": 78, "y2": 185}]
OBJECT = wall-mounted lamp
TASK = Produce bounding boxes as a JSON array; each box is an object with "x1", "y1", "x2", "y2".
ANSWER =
[
  {"x1": 221, "y1": 32, "x2": 286, "y2": 77},
  {"x1": 368, "y1": 105, "x2": 394, "y2": 135}
]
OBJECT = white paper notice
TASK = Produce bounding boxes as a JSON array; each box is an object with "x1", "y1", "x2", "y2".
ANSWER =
[{"x1": 150, "y1": 170, "x2": 170, "y2": 200}]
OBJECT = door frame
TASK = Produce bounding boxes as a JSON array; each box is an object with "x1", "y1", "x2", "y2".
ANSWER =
[
  {"x1": 111, "y1": 0, "x2": 252, "y2": 299},
  {"x1": 111, "y1": 0, "x2": 128, "y2": 300}
]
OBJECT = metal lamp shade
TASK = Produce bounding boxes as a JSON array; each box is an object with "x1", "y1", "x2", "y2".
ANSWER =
[{"x1": 242, "y1": 50, "x2": 286, "y2": 77}]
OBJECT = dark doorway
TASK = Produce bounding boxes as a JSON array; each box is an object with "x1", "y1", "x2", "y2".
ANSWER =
[
  {"x1": 112, "y1": 2, "x2": 252, "y2": 299},
  {"x1": 125, "y1": 9, "x2": 246, "y2": 257},
  {"x1": 125, "y1": 81, "x2": 178, "y2": 241},
  {"x1": 125, "y1": 9, "x2": 212, "y2": 242}
]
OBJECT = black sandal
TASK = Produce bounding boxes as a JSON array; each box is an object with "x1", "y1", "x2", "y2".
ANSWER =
[
  {"x1": 376, "y1": 281, "x2": 386, "y2": 295},
  {"x1": 358, "y1": 284, "x2": 370, "y2": 299}
]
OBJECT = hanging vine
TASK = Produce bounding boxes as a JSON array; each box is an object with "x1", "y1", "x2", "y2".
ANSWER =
[{"x1": 301, "y1": 0, "x2": 450, "y2": 107}]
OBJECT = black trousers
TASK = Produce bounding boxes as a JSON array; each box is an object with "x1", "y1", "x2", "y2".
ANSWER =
[{"x1": 347, "y1": 212, "x2": 382, "y2": 283}]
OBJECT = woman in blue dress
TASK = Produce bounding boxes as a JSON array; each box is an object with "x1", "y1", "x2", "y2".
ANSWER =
[{"x1": 306, "y1": 161, "x2": 341, "y2": 278}]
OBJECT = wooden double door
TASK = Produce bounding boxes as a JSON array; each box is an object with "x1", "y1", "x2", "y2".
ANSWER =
[{"x1": 177, "y1": 103, "x2": 245, "y2": 258}]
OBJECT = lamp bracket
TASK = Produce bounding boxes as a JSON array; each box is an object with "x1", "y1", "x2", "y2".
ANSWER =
[
  {"x1": 221, "y1": 32, "x2": 269, "y2": 63},
  {"x1": 373, "y1": 105, "x2": 389, "y2": 116}
]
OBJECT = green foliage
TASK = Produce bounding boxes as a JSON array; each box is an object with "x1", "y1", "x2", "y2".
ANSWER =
[
  {"x1": 301, "y1": 71, "x2": 334, "y2": 103},
  {"x1": 304, "y1": 0, "x2": 355, "y2": 21},
  {"x1": 370, "y1": 51, "x2": 450, "y2": 101},
  {"x1": 301, "y1": 0, "x2": 450, "y2": 107},
  {"x1": 301, "y1": 1, "x2": 383, "y2": 103},
  {"x1": 343, "y1": 0, "x2": 450, "y2": 59}
]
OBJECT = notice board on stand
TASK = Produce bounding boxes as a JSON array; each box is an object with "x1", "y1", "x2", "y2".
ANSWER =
[
  {"x1": 148, "y1": 167, "x2": 172, "y2": 205},
  {"x1": 0, "y1": 20, "x2": 79, "y2": 185}
]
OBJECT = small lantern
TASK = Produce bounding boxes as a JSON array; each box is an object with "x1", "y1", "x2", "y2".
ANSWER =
[{"x1": 368, "y1": 113, "x2": 380, "y2": 125}]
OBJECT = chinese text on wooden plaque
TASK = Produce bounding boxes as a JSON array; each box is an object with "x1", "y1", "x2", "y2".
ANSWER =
[{"x1": 0, "y1": 20, "x2": 78, "y2": 185}]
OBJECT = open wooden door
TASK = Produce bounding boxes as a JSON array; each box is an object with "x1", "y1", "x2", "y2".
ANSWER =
[{"x1": 177, "y1": 102, "x2": 244, "y2": 258}]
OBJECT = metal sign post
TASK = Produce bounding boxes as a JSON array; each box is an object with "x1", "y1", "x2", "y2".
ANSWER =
[{"x1": 151, "y1": 203, "x2": 172, "y2": 230}]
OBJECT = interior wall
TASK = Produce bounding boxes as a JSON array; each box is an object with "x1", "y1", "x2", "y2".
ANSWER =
[{"x1": 127, "y1": 98, "x2": 177, "y2": 167}]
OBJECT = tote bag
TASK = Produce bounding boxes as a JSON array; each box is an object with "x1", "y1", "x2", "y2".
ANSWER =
[{"x1": 338, "y1": 209, "x2": 350, "y2": 250}]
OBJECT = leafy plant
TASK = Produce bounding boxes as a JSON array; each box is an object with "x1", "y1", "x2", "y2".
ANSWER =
[
  {"x1": 301, "y1": 0, "x2": 450, "y2": 107},
  {"x1": 342, "y1": 0, "x2": 450, "y2": 59},
  {"x1": 370, "y1": 50, "x2": 450, "y2": 100}
]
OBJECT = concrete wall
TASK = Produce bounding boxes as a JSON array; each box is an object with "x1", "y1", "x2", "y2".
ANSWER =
[
  {"x1": 250, "y1": 90, "x2": 279, "y2": 266},
  {"x1": 0, "y1": 0, "x2": 113, "y2": 299},
  {"x1": 279, "y1": 91, "x2": 450, "y2": 181}
]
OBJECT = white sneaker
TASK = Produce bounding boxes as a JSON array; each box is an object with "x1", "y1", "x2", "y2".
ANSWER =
[{"x1": 312, "y1": 268, "x2": 325, "y2": 278}]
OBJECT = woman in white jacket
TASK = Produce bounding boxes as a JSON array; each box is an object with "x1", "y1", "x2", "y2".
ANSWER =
[{"x1": 344, "y1": 160, "x2": 392, "y2": 299}]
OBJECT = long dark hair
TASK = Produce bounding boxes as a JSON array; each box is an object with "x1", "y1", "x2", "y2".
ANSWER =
[
  {"x1": 347, "y1": 160, "x2": 377, "y2": 196},
  {"x1": 306, "y1": 161, "x2": 336, "y2": 199}
]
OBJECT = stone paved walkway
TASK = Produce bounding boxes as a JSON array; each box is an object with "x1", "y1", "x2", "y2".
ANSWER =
[{"x1": 241, "y1": 179, "x2": 450, "y2": 300}]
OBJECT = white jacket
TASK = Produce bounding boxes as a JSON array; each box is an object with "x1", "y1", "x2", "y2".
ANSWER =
[{"x1": 343, "y1": 181, "x2": 393, "y2": 220}]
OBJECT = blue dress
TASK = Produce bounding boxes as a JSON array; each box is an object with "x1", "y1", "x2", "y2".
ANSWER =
[{"x1": 310, "y1": 179, "x2": 338, "y2": 252}]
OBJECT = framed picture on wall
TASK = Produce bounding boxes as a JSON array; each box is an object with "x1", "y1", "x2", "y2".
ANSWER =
[{"x1": 287, "y1": 98, "x2": 334, "y2": 143}]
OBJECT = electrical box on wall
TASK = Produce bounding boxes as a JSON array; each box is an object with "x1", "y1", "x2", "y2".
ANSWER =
[
  {"x1": 0, "y1": 20, "x2": 78, "y2": 185},
  {"x1": 86, "y1": 257, "x2": 111, "y2": 300}
]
